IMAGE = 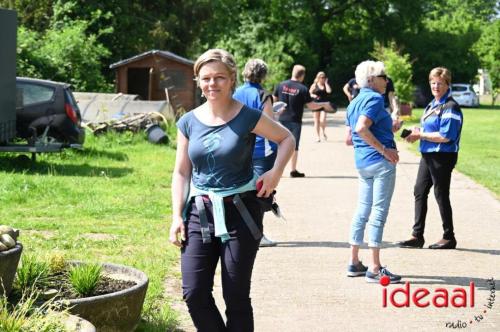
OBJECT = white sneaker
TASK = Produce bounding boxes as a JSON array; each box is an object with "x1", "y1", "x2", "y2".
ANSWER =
[{"x1": 259, "y1": 235, "x2": 277, "y2": 247}]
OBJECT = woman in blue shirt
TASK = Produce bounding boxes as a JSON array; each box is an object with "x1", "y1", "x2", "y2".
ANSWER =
[
  {"x1": 345, "y1": 60, "x2": 401, "y2": 284},
  {"x1": 169, "y1": 49, "x2": 294, "y2": 332},
  {"x1": 233, "y1": 58, "x2": 280, "y2": 247},
  {"x1": 397, "y1": 67, "x2": 463, "y2": 250}
]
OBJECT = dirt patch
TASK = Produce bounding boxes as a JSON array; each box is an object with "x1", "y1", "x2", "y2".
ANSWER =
[
  {"x1": 41, "y1": 270, "x2": 136, "y2": 300},
  {"x1": 80, "y1": 233, "x2": 117, "y2": 241},
  {"x1": 164, "y1": 264, "x2": 194, "y2": 332},
  {"x1": 24, "y1": 230, "x2": 55, "y2": 239}
]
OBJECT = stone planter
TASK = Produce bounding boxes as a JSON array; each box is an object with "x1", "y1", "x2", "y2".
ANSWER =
[
  {"x1": 400, "y1": 102, "x2": 413, "y2": 116},
  {"x1": 0, "y1": 243, "x2": 23, "y2": 296},
  {"x1": 64, "y1": 261, "x2": 148, "y2": 332},
  {"x1": 64, "y1": 313, "x2": 97, "y2": 332}
]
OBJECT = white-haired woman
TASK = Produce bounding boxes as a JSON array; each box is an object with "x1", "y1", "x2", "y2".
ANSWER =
[
  {"x1": 345, "y1": 60, "x2": 401, "y2": 284},
  {"x1": 169, "y1": 49, "x2": 294, "y2": 331}
]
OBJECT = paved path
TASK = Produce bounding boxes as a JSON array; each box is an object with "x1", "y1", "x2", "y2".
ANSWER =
[{"x1": 176, "y1": 110, "x2": 500, "y2": 331}]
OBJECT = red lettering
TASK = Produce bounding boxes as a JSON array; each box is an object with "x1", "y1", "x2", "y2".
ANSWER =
[
  {"x1": 432, "y1": 288, "x2": 449, "y2": 307},
  {"x1": 412, "y1": 288, "x2": 430, "y2": 307},
  {"x1": 390, "y1": 282, "x2": 410, "y2": 307},
  {"x1": 383, "y1": 288, "x2": 387, "y2": 307},
  {"x1": 470, "y1": 282, "x2": 475, "y2": 307},
  {"x1": 451, "y1": 288, "x2": 467, "y2": 307}
]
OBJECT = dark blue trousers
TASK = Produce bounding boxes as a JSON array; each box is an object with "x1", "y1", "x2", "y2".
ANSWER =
[{"x1": 181, "y1": 195, "x2": 263, "y2": 332}]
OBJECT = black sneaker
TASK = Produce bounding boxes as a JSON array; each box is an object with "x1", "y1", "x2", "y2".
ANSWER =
[
  {"x1": 290, "y1": 170, "x2": 305, "y2": 178},
  {"x1": 347, "y1": 261, "x2": 368, "y2": 277}
]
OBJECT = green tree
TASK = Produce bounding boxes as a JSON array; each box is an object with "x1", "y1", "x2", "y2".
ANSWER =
[
  {"x1": 372, "y1": 41, "x2": 414, "y2": 104},
  {"x1": 15, "y1": 1, "x2": 112, "y2": 91},
  {"x1": 474, "y1": 19, "x2": 500, "y2": 105}
]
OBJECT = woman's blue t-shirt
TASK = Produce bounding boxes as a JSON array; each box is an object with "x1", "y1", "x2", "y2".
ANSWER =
[
  {"x1": 420, "y1": 91, "x2": 463, "y2": 153},
  {"x1": 346, "y1": 88, "x2": 396, "y2": 169},
  {"x1": 176, "y1": 105, "x2": 262, "y2": 189}
]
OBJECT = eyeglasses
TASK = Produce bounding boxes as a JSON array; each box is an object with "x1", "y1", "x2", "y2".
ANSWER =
[{"x1": 376, "y1": 74, "x2": 388, "y2": 80}]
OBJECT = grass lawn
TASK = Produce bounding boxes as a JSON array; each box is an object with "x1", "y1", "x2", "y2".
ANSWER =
[
  {"x1": 399, "y1": 106, "x2": 500, "y2": 197},
  {"x1": 0, "y1": 127, "x2": 181, "y2": 331}
]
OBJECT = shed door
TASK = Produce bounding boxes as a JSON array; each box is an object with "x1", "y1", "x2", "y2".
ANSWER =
[{"x1": 127, "y1": 68, "x2": 149, "y2": 100}]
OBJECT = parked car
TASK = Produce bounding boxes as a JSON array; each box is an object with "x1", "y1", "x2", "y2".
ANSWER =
[
  {"x1": 413, "y1": 85, "x2": 432, "y2": 107},
  {"x1": 451, "y1": 83, "x2": 479, "y2": 107},
  {"x1": 16, "y1": 77, "x2": 85, "y2": 144}
]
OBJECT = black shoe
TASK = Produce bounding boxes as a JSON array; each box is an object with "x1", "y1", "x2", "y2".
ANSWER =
[
  {"x1": 429, "y1": 238, "x2": 457, "y2": 249},
  {"x1": 396, "y1": 237, "x2": 425, "y2": 248},
  {"x1": 290, "y1": 170, "x2": 305, "y2": 178}
]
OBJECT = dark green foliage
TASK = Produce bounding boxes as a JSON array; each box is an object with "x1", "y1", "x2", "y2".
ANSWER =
[{"x1": 2, "y1": 0, "x2": 497, "y2": 101}]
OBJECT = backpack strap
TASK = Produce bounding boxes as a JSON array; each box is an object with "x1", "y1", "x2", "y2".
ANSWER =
[{"x1": 258, "y1": 89, "x2": 272, "y2": 111}]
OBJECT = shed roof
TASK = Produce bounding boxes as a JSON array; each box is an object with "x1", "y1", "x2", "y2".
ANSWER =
[{"x1": 109, "y1": 50, "x2": 194, "y2": 69}]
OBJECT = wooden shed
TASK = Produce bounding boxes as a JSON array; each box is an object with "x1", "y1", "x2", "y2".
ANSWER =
[{"x1": 110, "y1": 50, "x2": 199, "y2": 112}]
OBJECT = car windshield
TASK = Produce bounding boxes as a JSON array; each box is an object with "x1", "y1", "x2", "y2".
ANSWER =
[
  {"x1": 17, "y1": 83, "x2": 55, "y2": 106},
  {"x1": 452, "y1": 85, "x2": 468, "y2": 92}
]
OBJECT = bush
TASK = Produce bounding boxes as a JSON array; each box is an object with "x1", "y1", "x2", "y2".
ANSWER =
[{"x1": 372, "y1": 41, "x2": 414, "y2": 104}]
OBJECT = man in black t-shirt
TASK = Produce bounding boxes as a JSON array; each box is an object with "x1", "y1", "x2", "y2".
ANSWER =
[
  {"x1": 342, "y1": 78, "x2": 360, "y2": 102},
  {"x1": 273, "y1": 65, "x2": 333, "y2": 177}
]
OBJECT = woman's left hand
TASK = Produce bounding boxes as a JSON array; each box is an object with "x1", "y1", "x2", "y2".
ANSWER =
[{"x1": 256, "y1": 169, "x2": 280, "y2": 198}]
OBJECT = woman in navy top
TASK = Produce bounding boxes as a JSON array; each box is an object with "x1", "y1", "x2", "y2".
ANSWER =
[
  {"x1": 397, "y1": 67, "x2": 463, "y2": 250},
  {"x1": 169, "y1": 49, "x2": 294, "y2": 331}
]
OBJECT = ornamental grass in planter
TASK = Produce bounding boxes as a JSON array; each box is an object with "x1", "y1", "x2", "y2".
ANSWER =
[
  {"x1": 12, "y1": 254, "x2": 148, "y2": 332},
  {"x1": 0, "y1": 288, "x2": 95, "y2": 332}
]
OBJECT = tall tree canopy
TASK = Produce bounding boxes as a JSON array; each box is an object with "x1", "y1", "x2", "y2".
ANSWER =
[{"x1": 1, "y1": 0, "x2": 497, "y2": 101}]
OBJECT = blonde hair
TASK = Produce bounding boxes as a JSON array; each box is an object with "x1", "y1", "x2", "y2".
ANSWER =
[
  {"x1": 292, "y1": 64, "x2": 306, "y2": 80},
  {"x1": 354, "y1": 60, "x2": 385, "y2": 88},
  {"x1": 313, "y1": 71, "x2": 326, "y2": 85},
  {"x1": 193, "y1": 49, "x2": 237, "y2": 91},
  {"x1": 429, "y1": 67, "x2": 451, "y2": 86}
]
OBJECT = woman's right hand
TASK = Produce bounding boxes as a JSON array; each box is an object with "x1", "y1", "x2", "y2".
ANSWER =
[
  {"x1": 169, "y1": 215, "x2": 185, "y2": 248},
  {"x1": 384, "y1": 148, "x2": 399, "y2": 165}
]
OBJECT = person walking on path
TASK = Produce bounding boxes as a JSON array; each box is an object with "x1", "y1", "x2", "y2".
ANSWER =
[
  {"x1": 383, "y1": 76, "x2": 404, "y2": 133},
  {"x1": 233, "y1": 58, "x2": 279, "y2": 247},
  {"x1": 343, "y1": 77, "x2": 360, "y2": 102},
  {"x1": 309, "y1": 71, "x2": 333, "y2": 142},
  {"x1": 169, "y1": 49, "x2": 294, "y2": 332},
  {"x1": 345, "y1": 60, "x2": 402, "y2": 284},
  {"x1": 396, "y1": 67, "x2": 463, "y2": 250},
  {"x1": 274, "y1": 65, "x2": 334, "y2": 177}
]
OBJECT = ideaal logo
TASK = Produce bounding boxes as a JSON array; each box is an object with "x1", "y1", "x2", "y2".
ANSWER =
[
  {"x1": 379, "y1": 276, "x2": 496, "y2": 329},
  {"x1": 380, "y1": 276, "x2": 475, "y2": 308}
]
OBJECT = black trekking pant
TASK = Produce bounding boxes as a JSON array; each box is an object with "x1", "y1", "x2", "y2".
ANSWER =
[
  {"x1": 181, "y1": 195, "x2": 263, "y2": 332},
  {"x1": 412, "y1": 152, "x2": 458, "y2": 240}
]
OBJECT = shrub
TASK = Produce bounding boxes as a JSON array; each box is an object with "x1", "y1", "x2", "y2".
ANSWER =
[
  {"x1": 68, "y1": 263, "x2": 102, "y2": 297},
  {"x1": 372, "y1": 41, "x2": 415, "y2": 104}
]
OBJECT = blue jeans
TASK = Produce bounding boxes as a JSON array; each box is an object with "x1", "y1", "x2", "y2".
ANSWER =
[
  {"x1": 349, "y1": 159, "x2": 396, "y2": 248},
  {"x1": 253, "y1": 153, "x2": 277, "y2": 177}
]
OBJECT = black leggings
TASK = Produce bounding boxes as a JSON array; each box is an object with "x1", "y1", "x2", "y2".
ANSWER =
[
  {"x1": 412, "y1": 152, "x2": 458, "y2": 240},
  {"x1": 181, "y1": 196, "x2": 263, "y2": 332}
]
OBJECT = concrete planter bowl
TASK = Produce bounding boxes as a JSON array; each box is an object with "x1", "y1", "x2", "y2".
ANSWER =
[
  {"x1": 0, "y1": 243, "x2": 23, "y2": 296},
  {"x1": 61, "y1": 313, "x2": 96, "y2": 332},
  {"x1": 65, "y1": 261, "x2": 149, "y2": 332}
]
